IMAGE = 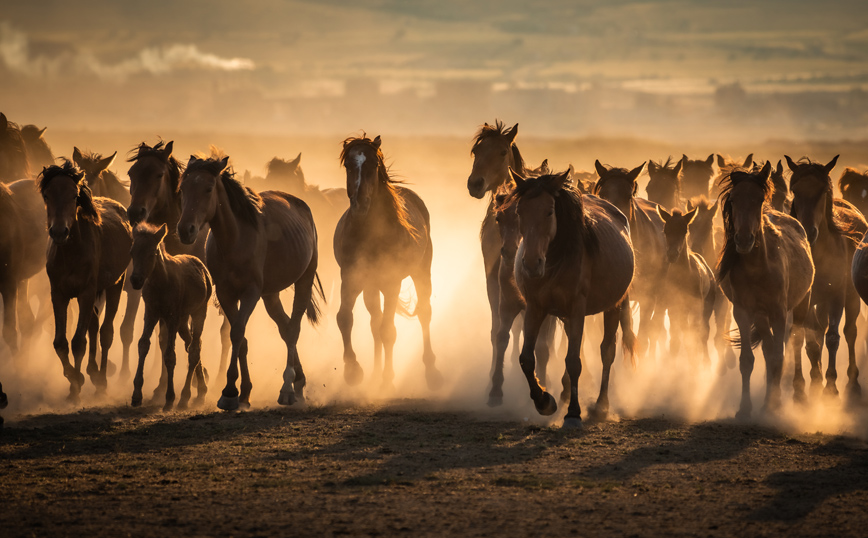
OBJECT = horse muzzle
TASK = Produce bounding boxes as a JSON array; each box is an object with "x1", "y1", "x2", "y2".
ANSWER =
[
  {"x1": 48, "y1": 226, "x2": 70, "y2": 243},
  {"x1": 521, "y1": 256, "x2": 546, "y2": 279},
  {"x1": 178, "y1": 223, "x2": 199, "y2": 245},
  {"x1": 127, "y1": 205, "x2": 148, "y2": 225},
  {"x1": 130, "y1": 274, "x2": 145, "y2": 290},
  {"x1": 467, "y1": 177, "x2": 486, "y2": 199},
  {"x1": 734, "y1": 232, "x2": 756, "y2": 254}
]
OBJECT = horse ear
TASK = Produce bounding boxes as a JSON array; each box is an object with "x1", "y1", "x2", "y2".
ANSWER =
[
  {"x1": 372, "y1": 135, "x2": 382, "y2": 149},
  {"x1": 187, "y1": 155, "x2": 198, "y2": 168},
  {"x1": 685, "y1": 207, "x2": 698, "y2": 224},
  {"x1": 759, "y1": 160, "x2": 772, "y2": 180},
  {"x1": 509, "y1": 167, "x2": 526, "y2": 188},
  {"x1": 162, "y1": 141, "x2": 174, "y2": 159},
  {"x1": 98, "y1": 151, "x2": 117, "y2": 171},
  {"x1": 553, "y1": 170, "x2": 570, "y2": 190},
  {"x1": 73, "y1": 147, "x2": 83, "y2": 167},
  {"x1": 36, "y1": 126, "x2": 47, "y2": 138},
  {"x1": 539, "y1": 159, "x2": 549, "y2": 174},
  {"x1": 628, "y1": 162, "x2": 646, "y2": 183},
  {"x1": 219, "y1": 156, "x2": 230, "y2": 171},
  {"x1": 156, "y1": 223, "x2": 168, "y2": 241},
  {"x1": 290, "y1": 152, "x2": 302, "y2": 167},
  {"x1": 647, "y1": 161, "x2": 658, "y2": 174},
  {"x1": 505, "y1": 123, "x2": 519, "y2": 144},
  {"x1": 0, "y1": 112, "x2": 6, "y2": 130},
  {"x1": 784, "y1": 155, "x2": 797, "y2": 172},
  {"x1": 776, "y1": 160, "x2": 783, "y2": 175},
  {"x1": 594, "y1": 160, "x2": 608, "y2": 178},
  {"x1": 743, "y1": 154, "x2": 754, "y2": 168},
  {"x1": 825, "y1": 155, "x2": 839, "y2": 174},
  {"x1": 705, "y1": 154, "x2": 714, "y2": 166},
  {"x1": 656, "y1": 206, "x2": 671, "y2": 222},
  {"x1": 716, "y1": 154, "x2": 726, "y2": 168},
  {"x1": 674, "y1": 158, "x2": 683, "y2": 174}
]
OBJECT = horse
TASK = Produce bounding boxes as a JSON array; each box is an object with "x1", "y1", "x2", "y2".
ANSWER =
[
  {"x1": 507, "y1": 170, "x2": 635, "y2": 427},
  {"x1": 680, "y1": 154, "x2": 715, "y2": 201},
  {"x1": 838, "y1": 167, "x2": 868, "y2": 218},
  {"x1": 657, "y1": 207, "x2": 716, "y2": 365},
  {"x1": 21, "y1": 124, "x2": 55, "y2": 172},
  {"x1": 129, "y1": 223, "x2": 211, "y2": 410},
  {"x1": 177, "y1": 152, "x2": 322, "y2": 410},
  {"x1": 334, "y1": 135, "x2": 441, "y2": 389},
  {"x1": 717, "y1": 162, "x2": 814, "y2": 418},
  {"x1": 0, "y1": 113, "x2": 30, "y2": 182},
  {"x1": 786, "y1": 155, "x2": 867, "y2": 400},
  {"x1": 593, "y1": 160, "x2": 667, "y2": 357},
  {"x1": 466, "y1": 120, "x2": 557, "y2": 403},
  {"x1": 769, "y1": 160, "x2": 791, "y2": 212},
  {"x1": 646, "y1": 157, "x2": 683, "y2": 211},
  {"x1": 715, "y1": 153, "x2": 754, "y2": 192},
  {"x1": 38, "y1": 160, "x2": 132, "y2": 401}
]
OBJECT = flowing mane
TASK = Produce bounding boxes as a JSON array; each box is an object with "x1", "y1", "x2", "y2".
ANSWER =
[
  {"x1": 38, "y1": 159, "x2": 100, "y2": 224},
  {"x1": 716, "y1": 168, "x2": 775, "y2": 281},
  {"x1": 789, "y1": 157, "x2": 863, "y2": 242},
  {"x1": 186, "y1": 152, "x2": 263, "y2": 228},
  {"x1": 340, "y1": 135, "x2": 419, "y2": 239},
  {"x1": 0, "y1": 114, "x2": 30, "y2": 179},
  {"x1": 78, "y1": 149, "x2": 130, "y2": 188},
  {"x1": 127, "y1": 140, "x2": 184, "y2": 193},
  {"x1": 471, "y1": 120, "x2": 526, "y2": 174}
]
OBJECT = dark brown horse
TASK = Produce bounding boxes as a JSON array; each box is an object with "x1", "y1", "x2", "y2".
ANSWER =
[
  {"x1": 0, "y1": 113, "x2": 30, "y2": 182},
  {"x1": 593, "y1": 160, "x2": 667, "y2": 356},
  {"x1": 657, "y1": 207, "x2": 715, "y2": 365},
  {"x1": 786, "y1": 155, "x2": 867, "y2": 400},
  {"x1": 466, "y1": 121, "x2": 557, "y2": 402},
  {"x1": 130, "y1": 223, "x2": 211, "y2": 410},
  {"x1": 177, "y1": 152, "x2": 322, "y2": 410},
  {"x1": 769, "y1": 160, "x2": 790, "y2": 212},
  {"x1": 852, "y1": 230, "x2": 868, "y2": 310},
  {"x1": 508, "y1": 171, "x2": 634, "y2": 426},
  {"x1": 839, "y1": 167, "x2": 868, "y2": 218},
  {"x1": 335, "y1": 135, "x2": 441, "y2": 389},
  {"x1": 21, "y1": 124, "x2": 55, "y2": 172},
  {"x1": 717, "y1": 162, "x2": 814, "y2": 418},
  {"x1": 680, "y1": 154, "x2": 715, "y2": 200},
  {"x1": 39, "y1": 160, "x2": 132, "y2": 400},
  {"x1": 646, "y1": 157, "x2": 683, "y2": 211}
]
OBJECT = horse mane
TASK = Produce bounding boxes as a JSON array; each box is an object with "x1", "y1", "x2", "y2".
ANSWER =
[
  {"x1": 789, "y1": 157, "x2": 862, "y2": 242},
  {"x1": 0, "y1": 116, "x2": 31, "y2": 178},
  {"x1": 37, "y1": 159, "x2": 101, "y2": 224},
  {"x1": 648, "y1": 156, "x2": 682, "y2": 197},
  {"x1": 127, "y1": 141, "x2": 184, "y2": 193},
  {"x1": 187, "y1": 151, "x2": 263, "y2": 227},
  {"x1": 0, "y1": 182, "x2": 14, "y2": 216},
  {"x1": 471, "y1": 120, "x2": 526, "y2": 173},
  {"x1": 507, "y1": 172, "x2": 598, "y2": 265},
  {"x1": 340, "y1": 135, "x2": 419, "y2": 239},
  {"x1": 716, "y1": 167, "x2": 775, "y2": 281},
  {"x1": 78, "y1": 149, "x2": 130, "y2": 188}
]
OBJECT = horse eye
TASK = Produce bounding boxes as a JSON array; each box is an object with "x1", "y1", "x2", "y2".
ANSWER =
[
  {"x1": 501, "y1": 150, "x2": 508, "y2": 156},
  {"x1": 547, "y1": 210, "x2": 554, "y2": 217}
]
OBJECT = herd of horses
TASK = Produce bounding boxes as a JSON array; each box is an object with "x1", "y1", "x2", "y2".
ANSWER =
[{"x1": 3, "y1": 112, "x2": 868, "y2": 430}]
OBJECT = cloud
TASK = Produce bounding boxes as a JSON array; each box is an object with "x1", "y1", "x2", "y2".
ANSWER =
[{"x1": 0, "y1": 21, "x2": 254, "y2": 80}]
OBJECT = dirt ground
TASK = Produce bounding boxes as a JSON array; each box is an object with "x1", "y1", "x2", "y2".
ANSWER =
[{"x1": 2, "y1": 400, "x2": 867, "y2": 538}]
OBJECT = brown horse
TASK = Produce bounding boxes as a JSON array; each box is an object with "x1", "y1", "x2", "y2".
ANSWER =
[
  {"x1": 593, "y1": 160, "x2": 667, "y2": 356},
  {"x1": 177, "y1": 152, "x2": 322, "y2": 410},
  {"x1": 769, "y1": 160, "x2": 790, "y2": 212},
  {"x1": 466, "y1": 121, "x2": 557, "y2": 402},
  {"x1": 508, "y1": 170, "x2": 634, "y2": 427},
  {"x1": 657, "y1": 207, "x2": 716, "y2": 365},
  {"x1": 786, "y1": 155, "x2": 867, "y2": 400},
  {"x1": 21, "y1": 124, "x2": 55, "y2": 172},
  {"x1": 646, "y1": 157, "x2": 683, "y2": 211},
  {"x1": 839, "y1": 167, "x2": 868, "y2": 218},
  {"x1": 852, "y1": 230, "x2": 868, "y2": 309},
  {"x1": 335, "y1": 135, "x2": 442, "y2": 389},
  {"x1": 0, "y1": 113, "x2": 30, "y2": 182},
  {"x1": 38, "y1": 160, "x2": 132, "y2": 400},
  {"x1": 680, "y1": 154, "x2": 716, "y2": 200},
  {"x1": 130, "y1": 223, "x2": 211, "y2": 410},
  {"x1": 717, "y1": 162, "x2": 814, "y2": 418}
]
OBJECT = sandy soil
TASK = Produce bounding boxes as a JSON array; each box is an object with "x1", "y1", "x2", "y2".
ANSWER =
[{"x1": 2, "y1": 400, "x2": 867, "y2": 537}]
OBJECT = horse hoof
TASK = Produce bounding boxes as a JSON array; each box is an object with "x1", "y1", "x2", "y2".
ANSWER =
[
  {"x1": 217, "y1": 395, "x2": 240, "y2": 411},
  {"x1": 533, "y1": 392, "x2": 558, "y2": 416},
  {"x1": 277, "y1": 390, "x2": 297, "y2": 406},
  {"x1": 239, "y1": 400, "x2": 251, "y2": 411},
  {"x1": 559, "y1": 390, "x2": 570, "y2": 404},
  {"x1": 0, "y1": 393, "x2": 7, "y2": 410},
  {"x1": 426, "y1": 368, "x2": 445, "y2": 391},
  {"x1": 487, "y1": 394, "x2": 503, "y2": 407},
  {"x1": 735, "y1": 409, "x2": 751, "y2": 421},
  {"x1": 344, "y1": 361, "x2": 364, "y2": 386},
  {"x1": 162, "y1": 401, "x2": 174, "y2": 412},
  {"x1": 177, "y1": 399, "x2": 189, "y2": 411},
  {"x1": 823, "y1": 385, "x2": 839, "y2": 399},
  {"x1": 793, "y1": 391, "x2": 808, "y2": 406},
  {"x1": 131, "y1": 396, "x2": 143, "y2": 407},
  {"x1": 562, "y1": 417, "x2": 584, "y2": 429},
  {"x1": 590, "y1": 405, "x2": 609, "y2": 422}
]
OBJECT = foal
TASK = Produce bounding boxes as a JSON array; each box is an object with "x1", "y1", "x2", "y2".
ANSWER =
[{"x1": 130, "y1": 223, "x2": 211, "y2": 410}]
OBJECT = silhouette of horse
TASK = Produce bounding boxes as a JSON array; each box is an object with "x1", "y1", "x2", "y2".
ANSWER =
[
  {"x1": 769, "y1": 160, "x2": 791, "y2": 212},
  {"x1": 38, "y1": 160, "x2": 132, "y2": 401},
  {"x1": 717, "y1": 162, "x2": 814, "y2": 418},
  {"x1": 129, "y1": 223, "x2": 211, "y2": 411},
  {"x1": 335, "y1": 135, "x2": 442, "y2": 389},
  {"x1": 838, "y1": 167, "x2": 868, "y2": 218},
  {"x1": 0, "y1": 113, "x2": 30, "y2": 182},
  {"x1": 21, "y1": 124, "x2": 55, "y2": 172},
  {"x1": 715, "y1": 154, "x2": 754, "y2": 195},
  {"x1": 646, "y1": 157, "x2": 683, "y2": 210},
  {"x1": 786, "y1": 155, "x2": 867, "y2": 401},
  {"x1": 177, "y1": 152, "x2": 322, "y2": 410},
  {"x1": 593, "y1": 160, "x2": 667, "y2": 356},
  {"x1": 680, "y1": 154, "x2": 715, "y2": 200},
  {"x1": 507, "y1": 170, "x2": 635, "y2": 426}
]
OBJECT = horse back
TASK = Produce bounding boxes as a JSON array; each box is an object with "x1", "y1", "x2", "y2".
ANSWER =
[
  {"x1": 93, "y1": 197, "x2": 133, "y2": 289},
  {"x1": 259, "y1": 191, "x2": 317, "y2": 293},
  {"x1": 583, "y1": 195, "x2": 634, "y2": 314}
]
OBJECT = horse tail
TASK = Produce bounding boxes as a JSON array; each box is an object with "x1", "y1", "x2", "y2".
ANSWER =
[
  {"x1": 727, "y1": 324, "x2": 763, "y2": 349},
  {"x1": 619, "y1": 299, "x2": 638, "y2": 368},
  {"x1": 396, "y1": 284, "x2": 418, "y2": 318},
  {"x1": 305, "y1": 272, "x2": 326, "y2": 325}
]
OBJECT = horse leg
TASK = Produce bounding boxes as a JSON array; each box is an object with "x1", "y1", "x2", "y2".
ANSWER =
[
  {"x1": 489, "y1": 294, "x2": 523, "y2": 407},
  {"x1": 0, "y1": 280, "x2": 19, "y2": 355},
  {"x1": 805, "y1": 301, "x2": 827, "y2": 396},
  {"x1": 411, "y1": 265, "x2": 442, "y2": 390},
  {"x1": 535, "y1": 316, "x2": 556, "y2": 391},
  {"x1": 132, "y1": 309, "x2": 158, "y2": 407},
  {"x1": 337, "y1": 274, "x2": 364, "y2": 386},
  {"x1": 562, "y1": 311, "x2": 586, "y2": 429},
  {"x1": 362, "y1": 288, "x2": 383, "y2": 381},
  {"x1": 74, "y1": 292, "x2": 98, "y2": 393},
  {"x1": 96, "y1": 278, "x2": 124, "y2": 392},
  {"x1": 0, "y1": 379, "x2": 6, "y2": 410},
  {"x1": 699, "y1": 289, "x2": 715, "y2": 368},
  {"x1": 262, "y1": 293, "x2": 302, "y2": 406},
  {"x1": 16, "y1": 279, "x2": 36, "y2": 356},
  {"x1": 378, "y1": 281, "x2": 401, "y2": 392},
  {"x1": 843, "y1": 286, "x2": 861, "y2": 401},
  {"x1": 485, "y1": 262, "x2": 502, "y2": 372},
  {"x1": 85, "y1": 304, "x2": 99, "y2": 382},
  {"x1": 761, "y1": 313, "x2": 787, "y2": 414},
  {"x1": 50, "y1": 290, "x2": 80, "y2": 400},
  {"x1": 732, "y1": 305, "x2": 756, "y2": 419},
  {"x1": 182, "y1": 308, "x2": 208, "y2": 408},
  {"x1": 593, "y1": 304, "x2": 621, "y2": 421},
  {"x1": 162, "y1": 323, "x2": 178, "y2": 412},
  {"x1": 149, "y1": 321, "x2": 170, "y2": 403},
  {"x1": 520, "y1": 303, "x2": 557, "y2": 416},
  {"x1": 714, "y1": 292, "x2": 735, "y2": 373},
  {"x1": 823, "y1": 297, "x2": 845, "y2": 398},
  {"x1": 791, "y1": 295, "x2": 811, "y2": 404},
  {"x1": 668, "y1": 307, "x2": 683, "y2": 360},
  {"x1": 217, "y1": 287, "x2": 259, "y2": 411},
  {"x1": 218, "y1": 314, "x2": 230, "y2": 387},
  {"x1": 175, "y1": 320, "x2": 194, "y2": 409},
  {"x1": 117, "y1": 278, "x2": 141, "y2": 383}
]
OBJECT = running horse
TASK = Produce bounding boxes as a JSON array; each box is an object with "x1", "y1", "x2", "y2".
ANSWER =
[
  {"x1": 717, "y1": 162, "x2": 814, "y2": 418},
  {"x1": 838, "y1": 167, "x2": 868, "y2": 218},
  {"x1": 466, "y1": 120, "x2": 557, "y2": 404},
  {"x1": 335, "y1": 135, "x2": 442, "y2": 389},
  {"x1": 39, "y1": 160, "x2": 132, "y2": 401},
  {"x1": 507, "y1": 170, "x2": 634, "y2": 426},
  {"x1": 786, "y1": 155, "x2": 867, "y2": 401},
  {"x1": 680, "y1": 154, "x2": 716, "y2": 201},
  {"x1": 645, "y1": 157, "x2": 683, "y2": 211},
  {"x1": 177, "y1": 152, "x2": 322, "y2": 410}
]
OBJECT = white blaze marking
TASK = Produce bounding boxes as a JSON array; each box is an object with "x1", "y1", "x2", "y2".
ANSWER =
[{"x1": 354, "y1": 153, "x2": 366, "y2": 189}]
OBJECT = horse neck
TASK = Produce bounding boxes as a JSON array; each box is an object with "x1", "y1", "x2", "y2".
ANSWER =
[
  {"x1": 148, "y1": 248, "x2": 170, "y2": 287},
  {"x1": 206, "y1": 178, "x2": 243, "y2": 248}
]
